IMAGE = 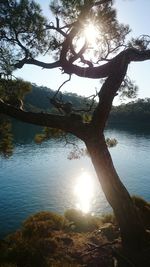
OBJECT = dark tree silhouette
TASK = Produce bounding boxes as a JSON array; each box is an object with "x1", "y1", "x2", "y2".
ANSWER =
[{"x1": 1, "y1": 0, "x2": 150, "y2": 258}]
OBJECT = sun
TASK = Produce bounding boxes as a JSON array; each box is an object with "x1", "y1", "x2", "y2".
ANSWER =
[
  {"x1": 83, "y1": 23, "x2": 98, "y2": 45},
  {"x1": 74, "y1": 22, "x2": 99, "y2": 60}
]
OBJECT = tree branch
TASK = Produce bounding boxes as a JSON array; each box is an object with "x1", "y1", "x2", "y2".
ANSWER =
[
  {"x1": 14, "y1": 48, "x2": 150, "y2": 79},
  {"x1": 14, "y1": 58, "x2": 61, "y2": 69},
  {"x1": 52, "y1": 74, "x2": 71, "y2": 99},
  {"x1": 14, "y1": 29, "x2": 29, "y2": 57},
  {"x1": 45, "y1": 24, "x2": 67, "y2": 38},
  {"x1": 0, "y1": 99, "x2": 84, "y2": 139},
  {"x1": 127, "y1": 48, "x2": 150, "y2": 62},
  {"x1": 61, "y1": 48, "x2": 150, "y2": 78}
]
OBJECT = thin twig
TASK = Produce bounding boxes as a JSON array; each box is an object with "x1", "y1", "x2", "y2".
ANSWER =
[
  {"x1": 53, "y1": 74, "x2": 71, "y2": 99},
  {"x1": 63, "y1": 134, "x2": 79, "y2": 148},
  {"x1": 73, "y1": 91, "x2": 98, "y2": 113}
]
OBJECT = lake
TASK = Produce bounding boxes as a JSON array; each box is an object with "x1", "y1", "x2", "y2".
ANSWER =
[{"x1": 0, "y1": 126, "x2": 150, "y2": 238}]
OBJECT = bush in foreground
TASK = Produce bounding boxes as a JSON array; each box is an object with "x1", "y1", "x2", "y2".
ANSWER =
[{"x1": 0, "y1": 196, "x2": 150, "y2": 267}]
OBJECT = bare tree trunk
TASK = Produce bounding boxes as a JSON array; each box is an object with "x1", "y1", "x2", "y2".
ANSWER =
[{"x1": 85, "y1": 134, "x2": 147, "y2": 251}]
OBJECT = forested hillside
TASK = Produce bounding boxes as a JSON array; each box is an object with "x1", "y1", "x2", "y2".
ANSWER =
[
  {"x1": 24, "y1": 84, "x2": 150, "y2": 124},
  {"x1": 109, "y1": 98, "x2": 150, "y2": 125},
  {"x1": 12, "y1": 84, "x2": 93, "y2": 142},
  {"x1": 12, "y1": 84, "x2": 150, "y2": 142},
  {"x1": 24, "y1": 84, "x2": 91, "y2": 112}
]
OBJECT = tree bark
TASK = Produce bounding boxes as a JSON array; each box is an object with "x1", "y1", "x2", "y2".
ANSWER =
[{"x1": 85, "y1": 134, "x2": 147, "y2": 251}]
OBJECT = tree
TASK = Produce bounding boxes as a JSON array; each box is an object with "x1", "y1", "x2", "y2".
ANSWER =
[{"x1": 0, "y1": 0, "x2": 150, "y2": 258}]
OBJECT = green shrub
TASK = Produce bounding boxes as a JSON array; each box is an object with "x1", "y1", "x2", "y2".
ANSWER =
[
  {"x1": 34, "y1": 133, "x2": 46, "y2": 143},
  {"x1": 105, "y1": 138, "x2": 118, "y2": 148},
  {"x1": 132, "y1": 196, "x2": 150, "y2": 229},
  {"x1": 132, "y1": 195, "x2": 150, "y2": 208},
  {"x1": 1, "y1": 212, "x2": 67, "y2": 267},
  {"x1": 101, "y1": 213, "x2": 116, "y2": 224},
  {"x1": 64, "y1": 209, "x2": 100, "y2": 232},
  {"x1": 5, "y1": 231, "x2": 58, "y2": 267},
  {"x1": 22, "y1": 211, "x2": 66, "y2": 238}
]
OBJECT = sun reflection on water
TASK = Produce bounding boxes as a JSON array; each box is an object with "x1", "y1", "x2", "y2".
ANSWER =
[{"x1": 74, "y1": 172, "x2": 94, "y2": 213}]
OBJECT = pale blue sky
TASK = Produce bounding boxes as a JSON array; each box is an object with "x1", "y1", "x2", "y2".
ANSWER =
[{"x1": 15, "y1": 0, "x2": 150, "y2": 103}]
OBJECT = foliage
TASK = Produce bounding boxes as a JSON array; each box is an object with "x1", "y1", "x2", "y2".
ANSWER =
[
  {"x1": 50, "y1": 0, "x2": 82, "y2": 23},
  {"x1": 105, "y1": 137, "x2": 117, "y2": 148},
  {"x1": 0, "y1": 210, "x2": 102, "y2": 266},
  {"x1": 0, "y1": 78, "x2": 31, "y2": 157},
  {"x1": 128, "y1": 35, "x2": 150, "y2": 51},
  {"x1": 0, "y1": 78, "x2": 31, "y2": 104},
  {"x1": 0, "y1": 0, "x2": 132, "y2": 75},
  {"x1": 0, "y1": 116, "x2": 13, "y2": 157},
  {"x1": 0, "y1": 212, "x2": 66, "y2": 267},
  {"x1": 0, "y1": 198, "x2": 150, "y2": 266},
  {"x1": 82, "y1": 113, "x2": 92, "y2": 123},
  {"x1": 119, "y1": 76, "x2": 138, "y2": 99},
  {"x1": 64, "y1": 209, "x2": 101, "y2": 232},
  {"x1": 22, "y1": 211, "x2": 66, "y2": 238},
  {"x1": 101, "y1": 213, "x2": 116, "y2": 224},
  {"x1": 50, "y1": 0, "x2": 130, "y2": 61},
  {"x1": 5, "y1": 232, "x2": 58, "y2": 267},
  {"x1": 132, "y1": 196, "x2": 150, "y2": 230},
  {"x1": 0, "y1": 0, "x2": 49, "y2": 75},
  {"x1": 35, "y1": 127, "x2": 64, "y2": 143},
  {"x1": 67, "y1": 147, "x2": 87, "y2": 160}
]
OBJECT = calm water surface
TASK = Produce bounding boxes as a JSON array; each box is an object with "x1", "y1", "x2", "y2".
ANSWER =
[{"x1": 0, "y1": 127, "x2": 150, "y2": 238}]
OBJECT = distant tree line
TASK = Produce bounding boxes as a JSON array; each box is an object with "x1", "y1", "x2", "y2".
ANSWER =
[
  {"x1": 24, "y1": 83, "x2": 93, "y2": 113},
  {"x1": 108, "y1": 98, "x2": 150, "y2": 125},
  {"x1": 11, "y1": 83, "x2": 95, "y2": 142},
  {"x1": 25, "y1": 85, "x2": 150, "y2": 125},
  {"x1": 16, "y1": 84, "x2": 150, "y2": 130},
  {"x1": 2, "y1": 82, "x2": 150, "y2": 148}
]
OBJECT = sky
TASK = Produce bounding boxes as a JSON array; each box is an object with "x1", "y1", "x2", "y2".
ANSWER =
[{"x1": 15, "y1": 0, "x2": 150, "y2": 104}]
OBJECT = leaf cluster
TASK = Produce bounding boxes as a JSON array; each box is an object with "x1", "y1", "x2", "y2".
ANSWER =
[
  {"x1": 49, "y1": 0, "x2": 130, "y2": 62},
  {"x1": 119, "y1": 76, "x2": 138, "y2": 99},
  {"x1": 34, "y1": 127, "x2": 64, "y2": 144},
  {"x1": 0, "y1": 0, "x2": 132, "y2": 73},
  {"x1": 0, "y1": 78, "x2": 31, "y2": 157},
  {"x1": 105, "y1": 137, "x2": 117, "y2": 148},
  {"x1": 93, "y1": 3, "x2": 130, "y2": 60},
  {"x1": 50, "y1": 0, "x2": 83, "y2": 23},
  {"x1": 0, "y1": 78, "x2": 31, "y2": 103},
  {"x1": 128, "y1": 35, "x2": 150, "y2": 51},
  {"x1": 0, "y1": 116, "x2": 13, "y2": 157},
  {"x1": 0, "y1": 0, "x2": 49, "y2": 74}
]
